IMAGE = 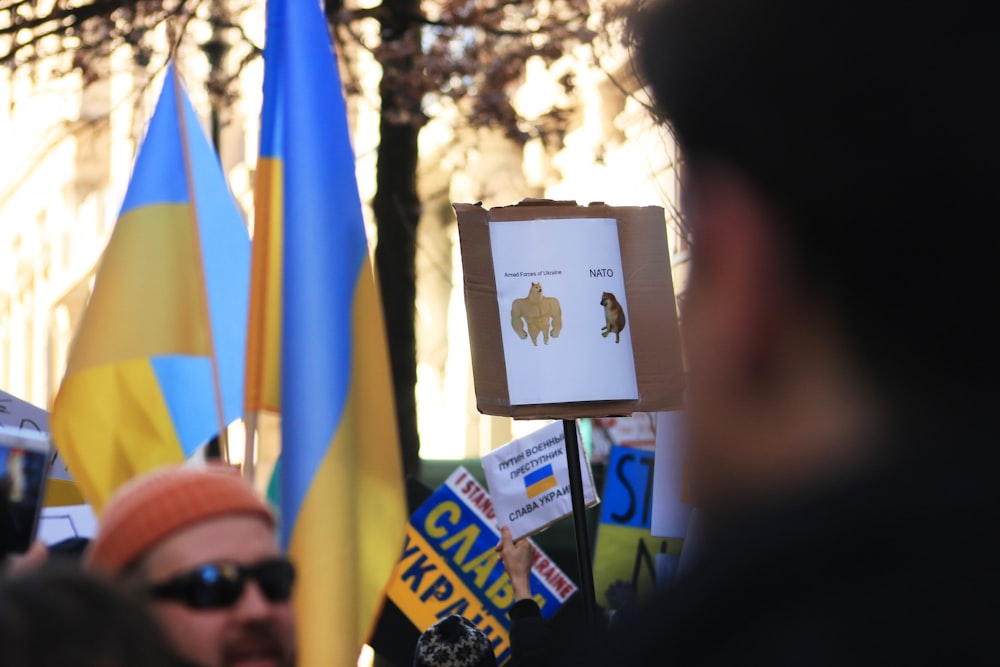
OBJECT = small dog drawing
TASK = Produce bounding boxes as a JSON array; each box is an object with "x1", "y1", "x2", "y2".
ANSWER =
[
  {"x1": 511, "y1": 282, "x2": 563, "y2": 345},
  {"x1": 600, "y1": 292, "x2": 626, "y2": 343}
]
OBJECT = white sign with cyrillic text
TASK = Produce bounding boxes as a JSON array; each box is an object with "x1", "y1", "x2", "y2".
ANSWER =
[{"x1": 482, "y1": 421, "x2": 599, "y2": 540}]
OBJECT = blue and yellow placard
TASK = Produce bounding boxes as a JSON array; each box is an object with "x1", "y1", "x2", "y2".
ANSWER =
[
  {"x1": 593, "y1": 444, "x2": 684, "y2": 614},
  {"x1": 386, "y1": 467, "x2": 576, "y2": 664}
]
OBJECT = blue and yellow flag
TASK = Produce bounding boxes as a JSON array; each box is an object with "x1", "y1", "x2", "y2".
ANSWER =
[
  {"x1": 250, "y1": 0, "x2": 407, "y2": 664},
  {"x1": 51, "y1": 66, "x2": 250, "y2": 513},
  {"x1": 244, "y1": 0, "x2": 283, "y2": 415},
  {"x1": 524, "y1": 463, "x2": 558, "y2": 498}
]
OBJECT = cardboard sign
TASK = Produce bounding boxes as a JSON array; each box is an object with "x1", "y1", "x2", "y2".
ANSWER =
[
  {"x1": 455, "y1": 199, "x2": 685, "y2": 420},
  {"x1": 650, "y1": 411, "x2": 694, "y2": 539},
  {"x1": 592, "y1": 443, "x2": 683, "y2": 614},
  {"x1": 386, "y1": 467, "x2": 576, "y2": 664},
  {"x1": 481, "y1": 421, "x2": 599, "y2": 540}
]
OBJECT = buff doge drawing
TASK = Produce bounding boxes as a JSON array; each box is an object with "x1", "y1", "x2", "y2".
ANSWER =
[
  {"x1": 600, "y1": 291, "x2": 626, "y2": 343},
  {"x1": 510, "y1": 282, "x2": 563, "y2": 346}
]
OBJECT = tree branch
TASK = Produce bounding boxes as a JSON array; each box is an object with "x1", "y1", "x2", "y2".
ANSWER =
[
  {"x1": 0, "y1": 0, "x2": 120, "y2": 37},
  {"x1": 0, "y1": 20, "x2": 68, "y2": 65}
]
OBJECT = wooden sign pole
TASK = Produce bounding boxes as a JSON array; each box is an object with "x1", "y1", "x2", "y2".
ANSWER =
[{"x1": 563, "y1": 419, "x2": 599, "y2": 632}]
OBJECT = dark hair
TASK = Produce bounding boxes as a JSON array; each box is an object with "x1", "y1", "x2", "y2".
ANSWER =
[
  {"x1": 636, "y1": 0, "x2": 997, "y2": 415},
  {"x1": 0, "y1": 567, "x2": 185, "y2": 667}
]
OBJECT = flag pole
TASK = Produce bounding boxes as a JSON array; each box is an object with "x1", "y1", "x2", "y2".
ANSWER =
[
  {"x1": 243, "y1": 411, "x2": 258, "y2": 483},
  {"x1": 172, "y1": 66, "x2": 231, "y2": 463}
]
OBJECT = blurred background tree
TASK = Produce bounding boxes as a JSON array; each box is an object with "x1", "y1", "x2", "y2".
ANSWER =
[{"x1": 0, "y1": 0, "x2": 657, "y2": 475}]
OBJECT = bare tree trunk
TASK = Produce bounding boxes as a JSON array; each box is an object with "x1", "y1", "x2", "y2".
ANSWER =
[{"x1": 374, "y1": 0, "x2": 423, "y2": 477}]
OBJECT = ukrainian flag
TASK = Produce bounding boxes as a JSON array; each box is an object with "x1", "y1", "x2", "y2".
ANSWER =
[
  {"x1": 244, "y1": 0, "x2": 283, "y2": 416},
  {"x1": 51, "y1": 66, "x2": 250, "y2": 514},
  {"x1": 251, "y1": 0, "x2": 407, "y2": 664},
  {"x1": 525, "y1": 464, "x2": 558, "y2": 498}
]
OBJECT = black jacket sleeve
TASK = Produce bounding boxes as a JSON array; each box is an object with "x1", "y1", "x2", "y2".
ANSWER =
[{"x1": 508, "y1": 599, "x2": 554, "y2": 667}]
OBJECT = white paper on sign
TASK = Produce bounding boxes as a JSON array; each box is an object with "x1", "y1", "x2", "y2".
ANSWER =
[
  {"x1": 0, "y1": 389, "x2": 49, "y2": 432},
  {"x1": 650, "y1": 411, "x2": 694, "y2": 538},
  {"x1": 488, "y1": 217, "x2": 639, "y2": 405},
  {"x1": 481, "y1": 421, "x2": 600, "y2": 541}
]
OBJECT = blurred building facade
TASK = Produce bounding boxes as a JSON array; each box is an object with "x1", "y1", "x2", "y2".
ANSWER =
[
  {"x1": 0, "y1": 6, "x2": 686, "y2": 461},
  {"x1": 0, "y1": 11, "x2": 263, "y2": 412}
]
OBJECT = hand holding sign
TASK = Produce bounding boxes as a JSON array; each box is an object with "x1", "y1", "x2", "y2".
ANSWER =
[{"x1": 496, "y1": 526, "x2": 534, "y2": 601}]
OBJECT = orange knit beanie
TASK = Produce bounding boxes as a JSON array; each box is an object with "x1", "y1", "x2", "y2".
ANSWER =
[{"x1": 86, "y1": 465, "x2": 275, "y2": 574}]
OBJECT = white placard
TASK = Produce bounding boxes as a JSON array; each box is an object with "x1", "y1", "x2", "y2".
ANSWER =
[
  {"x1": 650, "y1": 411, "x2": 694, "y2": 538},
  {"x1": 481, "y1": 421, "x2": 599, "y2": 540},
  {"x1": 489, "y1": 217, "x2": 639, "y2": 405},
  {"x1": 38, "y1": 504, "x2": 98, "y2": 544},
  {"x1": 0, "y1": 389, "x2": 48, "y2": 432}
]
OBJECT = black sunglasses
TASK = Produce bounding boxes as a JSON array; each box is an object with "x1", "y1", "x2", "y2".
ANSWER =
[{"x1": 148, "y1": 558, "x2": 296, "y2": 610}]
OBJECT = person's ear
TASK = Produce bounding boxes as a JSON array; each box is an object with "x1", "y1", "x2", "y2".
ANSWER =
[{"x1": 686, "y1": 167, "x2": 784, "y2": 386}]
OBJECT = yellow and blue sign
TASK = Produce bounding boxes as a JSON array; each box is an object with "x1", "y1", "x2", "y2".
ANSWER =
[
  {"x1": 387, "y1": 467, "x2": 576, "y2": 664},
  {"x1": 523, "y1": 463, "x2": 558, "y2": 499},
  {"x1": 593, "y1": 444, "x2": 683, "y2": 614}
]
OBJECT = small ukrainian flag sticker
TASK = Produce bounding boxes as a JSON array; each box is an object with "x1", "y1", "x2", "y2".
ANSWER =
[{"x1": 524, "y1": 464, "x2": 558, "y2": 499}]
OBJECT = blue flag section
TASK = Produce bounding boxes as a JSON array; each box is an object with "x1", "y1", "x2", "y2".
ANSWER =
[
  {"x1": 600, "y1": 445, "x2": 656, "y2": 529},
  {"x1": 256, "y1": 0, "x2": 408, "y2": 663},
  {"x1": 388, "y1": 468, "x2": 577, "y2": 664}
]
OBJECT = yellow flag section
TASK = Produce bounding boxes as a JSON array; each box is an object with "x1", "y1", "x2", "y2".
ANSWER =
[
  {"x1": 54, "y1": 205, "x2": 206, "y2": 510},
  {"x1": 244, "y1": 155, "x2": 282, "y2": 413},
  {"x1": 388, "y1": 467, "x2": 577, "y2": 664}
]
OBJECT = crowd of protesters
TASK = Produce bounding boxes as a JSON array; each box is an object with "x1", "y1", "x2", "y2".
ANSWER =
[{"x1": 3, "y1": 0, "x2": 997, "y2": 664}]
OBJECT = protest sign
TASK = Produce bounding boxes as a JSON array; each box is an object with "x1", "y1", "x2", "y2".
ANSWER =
[
  {"x1": 454, "y1": 200, "x2": 684, "y2": 420},
  {"x1": 650, "y1": 410, "x2": 693, "y2": 539},
  {"x1": 0, "y1": 389, "x2": 48, "y2": 433},
  {"x1": 0, "y1": 392, "x2": 78, "y2": 503},
  {"x1": 588, "y1": 412, "x2": 656, "y2": 463},
  {"x1": 592, "y1": 443, "x2": 683, "y2": 615},
  {"x1": 386, "y1": 467, "x2": 576, "y2": 664},
  {"x1": 481, "y1": 421, "x2": 599, "y2": 540},
  {"x1": 38, "y1": 504, "x2": 98, "y2": 543},
  {"x1": 489, "y1": 217, "x2": 638, "y2": 405}
]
